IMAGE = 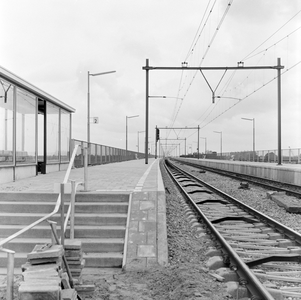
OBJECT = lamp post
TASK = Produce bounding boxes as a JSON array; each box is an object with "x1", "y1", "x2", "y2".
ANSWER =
[
  {"x1": 137, "y1": 131, "x2": 145, "y2": 154},
  {"x1": 87, "y1": 70, "x2": 116, "y2": 145},
  {"x1": 241, "y1": 117, "x2": 255, "y2": 161},
  {"x1": 213, "y1": 131, "x2": 222, "y2": 158},
  {"x1": 200, "y1": 137, "x2": 207, "y2": 155},
  {"x1": 126, "y1": 115, "x2": 139, "y2": 158}
]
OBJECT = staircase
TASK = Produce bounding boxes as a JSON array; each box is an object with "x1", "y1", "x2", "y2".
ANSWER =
[{"x1": 0, "y1": 192, "x2": 129, "y2": 273}]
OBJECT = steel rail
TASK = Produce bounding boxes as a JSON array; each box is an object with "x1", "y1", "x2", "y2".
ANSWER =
[
  {"x1": 171, "y1": 159, "x2": 301, "y2": 245},
  {"x1": 164, "y1": 159, "x2": 276, "y2": 300},
  {"x1": 174, "y1": 158, "x2": 301, "y2": 197}
]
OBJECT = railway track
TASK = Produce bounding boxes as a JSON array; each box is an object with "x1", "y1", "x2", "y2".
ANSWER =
[
  {"x1": 172, "y1": 158, "x2": 301, "y2": 198},
  {"x1": 164, "y1": 159, "x2": 301, "y2": 300}
]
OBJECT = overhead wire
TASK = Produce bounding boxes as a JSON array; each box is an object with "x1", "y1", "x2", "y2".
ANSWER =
[
  {"x1": 168, "y1": 0, "x2": 234, "y2": 140},
  {"x1": 242, "y1": 8, "x2": 301, "y2": 61},
  {"x1": 168, "y1": 4, "x2": 300, "y2": 153},
  {"x1": 199, "y1": 59, "x2": 301, "y2": 130}
]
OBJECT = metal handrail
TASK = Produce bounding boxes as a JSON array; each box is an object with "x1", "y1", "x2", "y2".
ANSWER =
[
  {"x1": 0, "y1": 144, "x2": 80, "y2": 249},
  {"x1": 0, "y1": 144, "x2": 81, "y2": 300}
]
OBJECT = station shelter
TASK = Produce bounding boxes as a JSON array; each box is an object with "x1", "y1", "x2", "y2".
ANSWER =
[{"x1": 0, "y1": 66, "x2": 75, "y2": 184}]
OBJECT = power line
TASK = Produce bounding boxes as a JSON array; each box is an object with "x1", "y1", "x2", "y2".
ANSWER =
[{"x1": 242, "y1": 8, "x2": 301, "y2": 61}]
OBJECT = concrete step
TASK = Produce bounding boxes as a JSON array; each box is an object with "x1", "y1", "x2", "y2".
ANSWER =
[
  {"x1": 0, "y1": 202, "x2": 128, "y2": 214},
  {"x1": 0, "y1": 192, "x2": 129, "y2": 203},
  {"x1": 0, "y1": 213, "x2": 127, "y2": 226},
  {"x1": 1, "y1": 238, "x2": 124, "y2": 253},
  {"x1": 0, "y1": 224, "x2": 126, "y2": 239},
  {"x1": 84, "y1": 252, "x2": 123, "y2": 268},
  {"x1": 0, "y1": 192, "x2": 129, "y2": 270}
]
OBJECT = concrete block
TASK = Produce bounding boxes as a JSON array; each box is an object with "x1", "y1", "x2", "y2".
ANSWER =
[
  {"x1": 21, "y1": 262, "x2": 60, "y2": 272},
  {"x1": 270, "y1": 193, "x2": 301, "y2": 213},
  {"x1": 29, "y1": 257, "x2": 62, "y2": 265},
  {"x1": 27, "y1": 244, "x2": 64, "y2": 260},
  {"x1": 64, "y1": 240, "x2": 82, "y2": 250},
  {"x1": 19, "y1": 283, "x2": 61, "y2": 300},
  {"x1": 61, "y1": 289, "x2": 77, "y2": 300},
  {"x1": 22, "y1": 269, "x2": 59, "y2": 281}
]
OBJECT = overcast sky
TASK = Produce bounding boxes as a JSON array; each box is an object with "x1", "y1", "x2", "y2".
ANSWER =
[{"x1": 1, "y1": 0, "x2": 300, "y2": 156}]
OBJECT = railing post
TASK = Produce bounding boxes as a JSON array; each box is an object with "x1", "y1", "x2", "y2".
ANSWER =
[
  {"x1": 84, "y1": 147, "x2": 88, "y2": 191},
  {"x1": 60, "y1": 183, "x2": 65, "y2": 247},
  {"x1": 50, "y1": 222, "x2": 57, "y2": 245},
  {"x1": 70, "y1": 180, "x2": 76, "y2": 239},
  {"x1": 6, "y1": 249, "x2": 15, "y2": 300}
]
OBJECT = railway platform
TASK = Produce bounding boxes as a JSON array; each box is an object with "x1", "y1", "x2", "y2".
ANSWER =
[
  {"x1": 0, "y1": 158, "x2": 167, "y2": 272},
  {"x1": 177, "y1": 158, "x2": 301, "y2": 185}
]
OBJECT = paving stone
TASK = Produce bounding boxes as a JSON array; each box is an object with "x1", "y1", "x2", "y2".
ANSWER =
[
  {"x1": 64, "y1": 240, "x2": 82, "y2": 250},
  {"x1": 138, "y1": 221, "x2": 156, "y2": 232},
  {"x1": 21, "y1": 262, "x2": 60, "y2": 273},
  {"x1": 137, "y1": 245, "x2": 156, "y2": 257},
  {"x1": 27, "y1": 244, "x2": 64, "y2": 260},
  {"x1": 128, "y1": 232, "x2": 146, "y2": 244},
  {"x1": 140, "y1": 201, "x2": 155, "y2": 210},
  {"x1": 61, "y1": 288, "x2": 77, "y2": 300},
  {"x1": 19, "y1": 282, "x2": 61, "y2": 300}
]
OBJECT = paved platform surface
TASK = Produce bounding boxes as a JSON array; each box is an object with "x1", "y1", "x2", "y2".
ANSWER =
[{"x1": 0, "y1": 158, "x2": 168, "y2": 271}]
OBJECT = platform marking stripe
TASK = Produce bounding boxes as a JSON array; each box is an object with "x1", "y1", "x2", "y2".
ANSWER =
[{"x1": 134, "y1": 160, "x2": 156, "y2": 192}]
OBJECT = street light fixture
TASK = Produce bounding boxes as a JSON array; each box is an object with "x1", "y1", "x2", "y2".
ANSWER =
[
  {"x1": 126, "y1": 115, "x2": 139, "y2": 157},
  {"x1": 213, "y1": 131, "x2": 222, "y2": 157},
  {"x1": 241, "y1": 117, "x2": 255, "y2": 161},
  {"x1": 87, "y1": 70, "x2": 116, "y2": 145}
]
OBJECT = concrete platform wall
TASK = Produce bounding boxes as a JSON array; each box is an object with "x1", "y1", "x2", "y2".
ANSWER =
[{"x1": 177, "y1": 158, "x2": 301, "y2": 185}]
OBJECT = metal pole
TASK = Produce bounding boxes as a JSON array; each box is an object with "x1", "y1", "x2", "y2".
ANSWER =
[
  {"x1": 137, "y1": 131, "x2": 139, "y2": 153},
  {"x1": 6, "y1": 250, "x2": 14, "y2": 300},
  {"x1": 197, "y1": 125, "x2": 200, "y2": 159},
  {"x1": 84, "y1": 147, "x2": 88, "y2": 191},
  {"x1": 155, "y1": 126, "x2": 157, "y2": 159},
  {"x1": 60, "y1": 183, "x2": 65, "y2": 247},
  {"x1": 50, "y1": 222, "x2": 57, "y2": 245},
  {"x1": 277, "y1": 58, "x2": 282, "y2": 165},
  {"x1": 70, "y1": 180, "x2": 76, "y2": 239},
  {"x1": 87, "y1": 71, "x2": 90, "y2": 145},
  {"x1": 253, "y1": 118, "x2": 255, "y2": 162},
  {"x1": 145, "y1": 59, "x2": 149, "y2": 164},
  {"x1": 126, "y1": 116, "x2": 128, "y2": 159},
  {"x1": 221, "y1": 131, "x2": 223, "y2": 158},
  {"x1": 185, "y1": 138, "x2": 186, "y2": 156}
]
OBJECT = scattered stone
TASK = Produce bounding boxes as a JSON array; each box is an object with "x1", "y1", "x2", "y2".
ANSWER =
[{"x1": 239, "y1": 182, "x2": 249, "y2": 189}]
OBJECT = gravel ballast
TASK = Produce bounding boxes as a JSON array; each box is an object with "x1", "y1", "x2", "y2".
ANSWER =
[{"x1": 1, "y1": 159, "x2": 301, "y2": 299}]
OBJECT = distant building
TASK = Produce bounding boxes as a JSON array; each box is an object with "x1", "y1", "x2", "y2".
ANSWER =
[{"x1": 0, "y1": 66, "x2": 75, "y2": 183}]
